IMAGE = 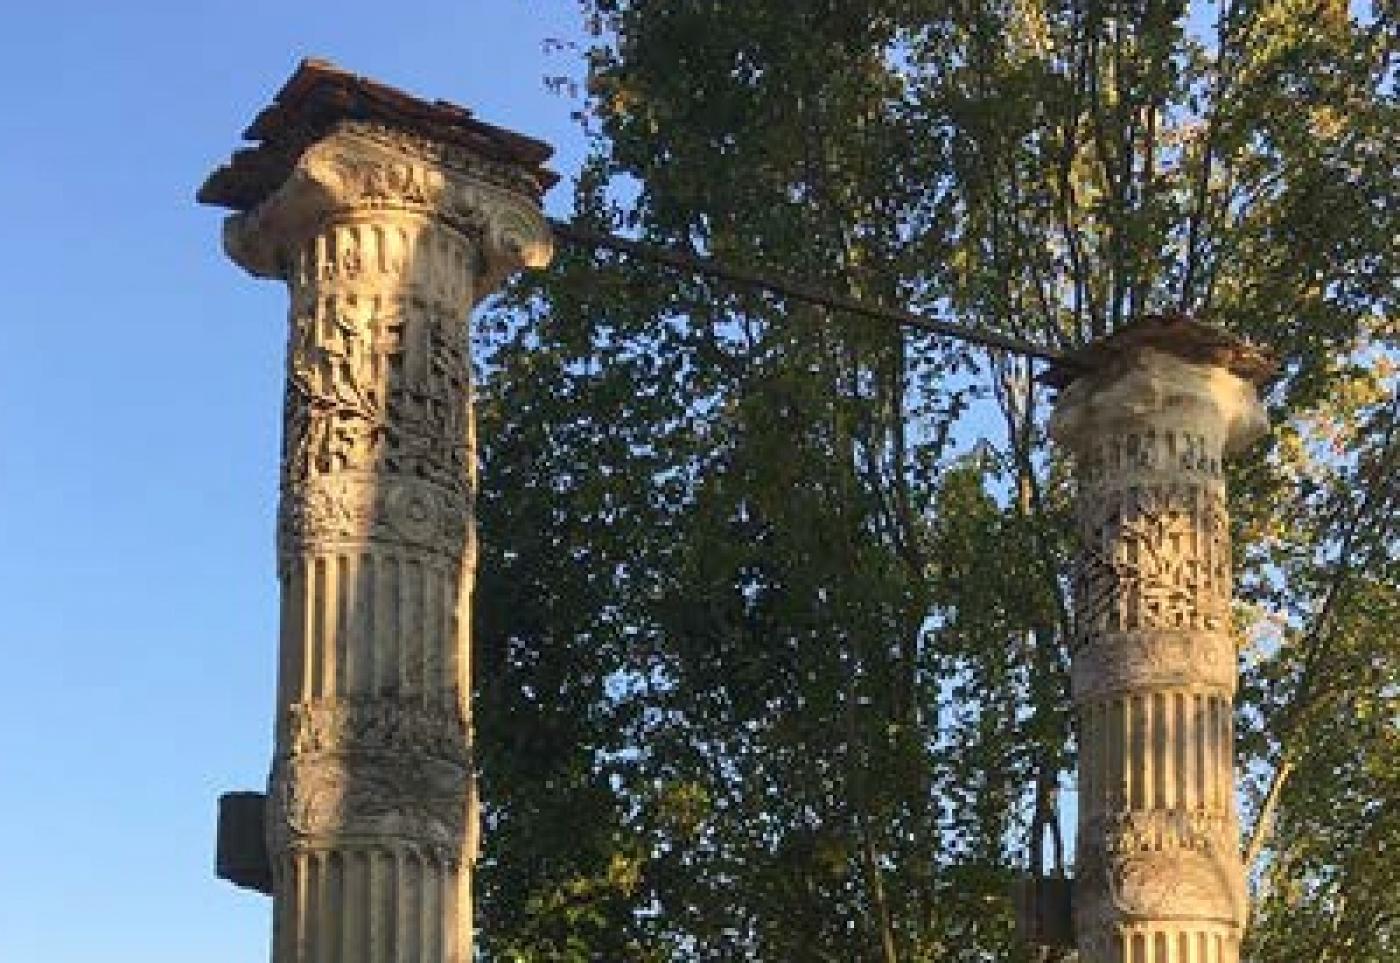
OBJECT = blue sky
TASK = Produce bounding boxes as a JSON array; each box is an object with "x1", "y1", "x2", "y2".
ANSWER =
[{"x1": 0, "y1": 3, "x2": 588, "y2": 960}]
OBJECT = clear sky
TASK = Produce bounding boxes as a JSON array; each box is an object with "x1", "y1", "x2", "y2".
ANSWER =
[{"x1": 0, "y1": 3, "x2": 587, "y2": 960}]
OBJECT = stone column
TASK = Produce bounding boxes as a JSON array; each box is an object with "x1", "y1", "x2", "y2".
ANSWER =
[
  {"x1": 200, "y1": 61, "x2": 554, "y2": 963},
  {"x1": 1046, "y1": 320, "x2": 1272, "y2": 963}
]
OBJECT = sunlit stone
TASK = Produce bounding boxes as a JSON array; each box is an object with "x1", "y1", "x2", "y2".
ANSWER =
[
  {"x1": 1046, "y1": 318, "x2": 1273, "y2": 963},
  {"x1": 200, "y1": 59, "x2": 554, "y2": 963}
]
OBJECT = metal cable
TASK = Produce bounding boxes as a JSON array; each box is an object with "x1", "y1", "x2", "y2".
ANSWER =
[{"x1": 548, "y1": 219, "x2": 1064, "y2": 363}]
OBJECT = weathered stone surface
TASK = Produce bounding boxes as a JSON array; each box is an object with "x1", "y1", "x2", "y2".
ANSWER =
[
  {"x1": 1040, "y1": 314, "x2": 1276, "y2": 391},
  {"x1": 198, "y1": 58, "x2": 557, "y2": 213},
  {"x1": 1049, "y1": 322, "x2": 1271, "y2": 963},
  {"x1": 202, "y1": 59, "x2": 553, "y2": 963}
]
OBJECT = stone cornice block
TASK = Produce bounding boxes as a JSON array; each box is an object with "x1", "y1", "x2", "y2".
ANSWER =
[{"x1": 198, "y1": 57, "x2": 557, "y2": 212}]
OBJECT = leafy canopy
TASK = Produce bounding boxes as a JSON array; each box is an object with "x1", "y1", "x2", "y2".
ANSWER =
[{"x1": 474, "y1": 2, "x2": 1397, "y2": 960}]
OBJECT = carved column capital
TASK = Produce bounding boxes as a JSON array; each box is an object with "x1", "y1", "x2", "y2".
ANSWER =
[
  {"x1": 1050, "y1": 346, "x2": 1268, "y2": 459},
  {"x1": 221, "y1": 123, "x2": 552, "y2": 302}
]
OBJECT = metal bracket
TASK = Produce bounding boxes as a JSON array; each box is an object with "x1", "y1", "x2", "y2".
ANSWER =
[
  {"x1": 1013, "y1": 875, "x2": 1075, "y2": 949},
  {"x1": 216, "y1": 791, "x2": 273, "y2": 896}
]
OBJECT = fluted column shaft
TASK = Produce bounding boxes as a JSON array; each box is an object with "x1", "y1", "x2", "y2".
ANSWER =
[
  {"x1": 219, "y1": 120, "x2": 551, "y2": 963},
  {"x1": 1050, "y1": 343, "x2": 1268, "y2": 963}
]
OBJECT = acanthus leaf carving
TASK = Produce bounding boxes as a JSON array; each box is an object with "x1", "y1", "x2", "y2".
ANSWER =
[
  {"x1": 267, "y1": 755, "x2": 472, "y2": 860},
  {"x1": 1072, "y1": 480, "x2": 1232, "y2": 645},
  {"x1": 283, "y1": 698, "x2": 470, "y2": 761},
  {"x1": 1075, "y1": 845, "x2": 1247, "y2": 933},
  {"x1": 280, "y1": 286, "x2": 472, "y2": 485},
  {"x1": 267, "y1": 698, "x2": 476, "y2": 862}
]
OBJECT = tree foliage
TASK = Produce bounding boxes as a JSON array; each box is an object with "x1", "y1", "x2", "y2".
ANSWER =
[{"x1": 474, "y1": 2, "x2": 1398, "y2": 959}]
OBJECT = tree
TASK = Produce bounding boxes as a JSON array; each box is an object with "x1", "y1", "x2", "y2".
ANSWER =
[{"x1": 474, "y1": 2, "x2": 1398, "y2": 959}]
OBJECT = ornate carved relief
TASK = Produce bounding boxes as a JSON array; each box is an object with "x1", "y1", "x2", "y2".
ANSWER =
[
  {"x1": 341, "y1": 121, "x2": 552, "y2": 201},
  {"x1": 284, "y1": 698, "x2": 470, "y2": 760},
  {"x1": 272, "y1": 214, "x2": 483, "y2": 572},
  {"x1": 1074, "y1": 429, "x2": 1222, "y2": 486},
  {"x1": 269, "y1": 699, "x2": 478, "y2": 863},
  {"x1": 306, "y1": 139, "x2": 550, "y2": 273},
  {"x1": 1071, "y1": 631, "x2": 1236, "y2": 698},
  {"x1": 1075, "y1": 844, "x2": 1247, "y2": 930},
  {"x1": 242, "y1": 132, "x2": 520, "y2": 959},
  {"x1": 268, "y1": 755, "x2": 473, "y2": 860},
  {"x1": 252, "y1": 131, "x2": 508, "y2": 882},
  {"x1": 277, "y1": 475, "x2": 472, "y2": 561},
  {"x1": 223, "y1": 126, "x2": 553, "y2": 283},
  {"x1": 280, "y1": 291, "x2": 472, "y2": 488},
  {"x1": 1082, "y1": 808, "x2": 1239, "y2": 859},
  {"x1": 1072, "y1": 482, "x2": 1231, "y2": 647}
]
